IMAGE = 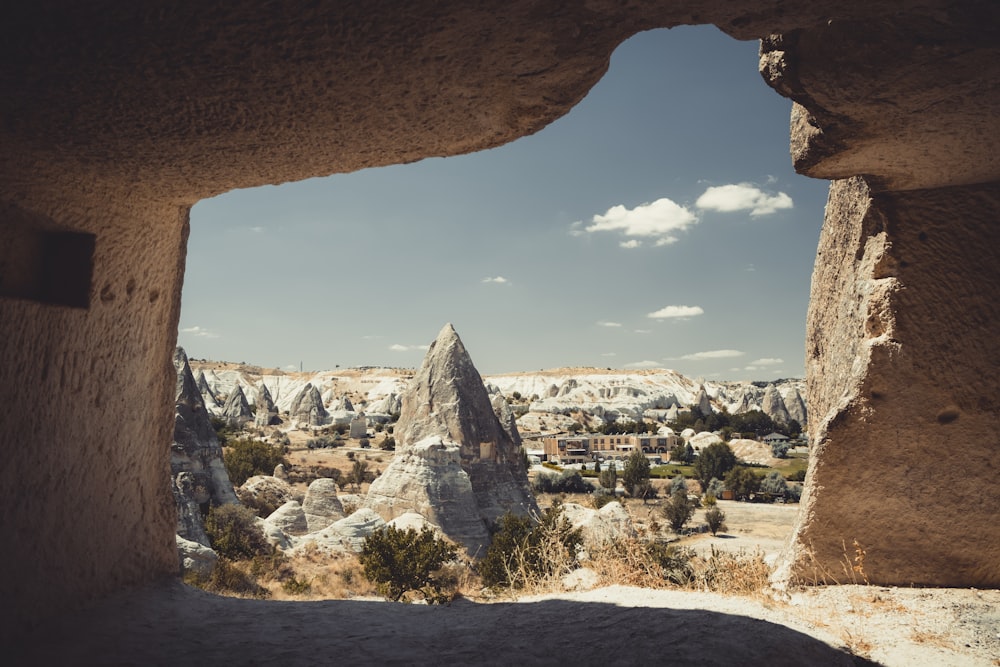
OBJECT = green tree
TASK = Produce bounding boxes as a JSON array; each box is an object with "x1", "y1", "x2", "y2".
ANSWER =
[
  {"x1": 359, "y1": 526, "x2": 458, "y2": 602},
  {"x1": 724, "y1": 466, "x2": 760, "y2": 501},
  {"x1": 223, "y1": 438, "x2": 288, "y2": 487},
  {"x1": 663, "y1": 492, "x2": 696, "y2": 533},
  {"x1": 705, "y1": 507, "x2": 727, "y2": 536},
  {"x1": 622, "y1": 450, "x2": 651, "y2": 497},
  {"x1": 670, "y1": 474, "x2": 687, "y2": 497},
  {"x1": 693, "y1": 442, "x2": 737, "y2": 489}
]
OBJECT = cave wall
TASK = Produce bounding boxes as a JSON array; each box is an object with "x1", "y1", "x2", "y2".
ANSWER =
[{"x1": 1, "y1": 0, "x2": 997, "y2": 636}]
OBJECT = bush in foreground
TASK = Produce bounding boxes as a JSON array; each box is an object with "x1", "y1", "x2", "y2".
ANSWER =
[
  {"x1": 205, "y1": 503, "x2": 272, "y2": 561},
  {"x1": 359, "y1": 526, "x2": 458, "y2": 602},
  {"x1": 479, "y1": 501, "x2": 583, "y2": 591}
]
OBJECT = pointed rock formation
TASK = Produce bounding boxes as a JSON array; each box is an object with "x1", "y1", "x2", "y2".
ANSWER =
[
  {"x1": 365, "y1": 323, "x2": 537, "y2": 553},
  {"x1": 290, "y1": 383, "x2": 328, "y2": 427},
  {"x1": 695, "y1": 385, "x2": 714, "y2": 415},
  {"x1": 330, "y1": 395, "x2": 354, "y2": 412},
  {"x1": 490, "y1": 392, "x2": 522, "y2": 448},
  {"x1": 254, "y1": 383, "x2": 278, "y2": 427},
  {"x1": 783, "y1": 387, "x2": 808, "y2": 426},
  {"x1": 171, "y1": 347, "x2": 238, "y2": 546},
  {"x1": 761, "y1": 384, "x2": 792, "y2": 425},
  {"x1": 196, "y1": 371, "x2": 220, "y2": 411},
  {"x1": 221, "y1": 384, "x2": 253, "y2": 427}
]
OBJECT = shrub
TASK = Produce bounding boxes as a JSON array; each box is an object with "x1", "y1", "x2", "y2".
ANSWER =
[
  {"x1": 669, "y1": 474, "x2": 687, "y2": 497},
  {"x1": 663, "y1": 491, "x2": 696, "y2": 533},
  {"x1": 192, "y1": 557, "x2": 270, "y2": 598},
  {"x1": 599, "y1": 464, "x2": 618, "y2": 491},
  {"x1": 359, "y1": 526, "x2": 458, "y2": 602},
  {"x1": 759, "y1": 471, "x2": 789, "y2": 499},
  {"x1": 770, "y1": 440, "x2": 790, "y2": 458},
  {"x1": 479, "y1": 501, "x2": 582, "y2": 590},
  {"x1": 204, "y1": 504, "x2": 272, "y2": 561},
  {"x1": 532, "y1": 470, "x2": 594, "y2": 495},
  {"x1": 223, "y1": 438, "x2": 288, "y2": 487},
  {"x1": 591, "y1": 490, "x2": 617, "y2": 509},
  {"x1": 705, "y1": 507, "x2": 727, "y2": 535},
  {"x1": 706, "y1": 477, "x2": 726, "y2": 499},
  {"x1": 380, "y1": 436, "x2": 396, "y2": 451},
  {"x1": 646, "y1": 542, "x2": 696, "y2": 585}
]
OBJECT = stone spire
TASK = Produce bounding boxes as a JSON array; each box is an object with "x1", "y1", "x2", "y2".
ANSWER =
[
  {"x1": 221, "y1": 384, "x2": 253, "y2": 427},
  {"x1": 761, "y1": 384, "x2": 791, "y2": 425},
  {"x1": 366, "y1": 324, "x2": 537, "y2": 552}
]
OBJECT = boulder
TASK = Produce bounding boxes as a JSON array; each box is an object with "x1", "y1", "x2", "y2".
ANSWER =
[
  {"x1": 302, "y1": 478, "x2": 345, "y2": 533},
  {"x1": 688, "y1": 431, "x2": 723, "y2": 452},
  {"x1": 264, "y1": 500, "x2": 309, "y2": 536},
  {"x1": 236, "y1": 475, "x2": 294, "y2": 515},
  {"x1": 560, "y1": 501, "x2": 635, "y2": 547},
  {"x1": 176, "y1": 535, "x2": 218, "y2": 579},
  {"x1": 387, "y1": 512, "x2": 440, "y2": 534},
  {"x1": 292, "y1": 508, "x2": 386, "y2": 555}
]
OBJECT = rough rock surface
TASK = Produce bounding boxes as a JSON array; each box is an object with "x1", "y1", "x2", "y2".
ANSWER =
[
  {"x1": 369, "y1": 324, "x2": 537, "y2": 551},
  {"x1": 172, "y1": 472, "x2": 210, "y2": 546},
  {"x1": 289, "y1": 383, "x2": 328, "y2": 427},
  {"x1": 365, "y1": 436, "x2": 490, "y2": 553},
  {"x1": 175, "y1": 535, "x2": 218, "y2": 579},
  {"x1": 302, "y1": 478, "x2": 345, "y2": 533},
  {"x1": 761, "y1": 385, "x2": 791, "y2": 425},
  {"x1": 688, "y1": 431, "x2": 723, "y2": 452},
  {"x1": 263, "y1": 500, "x2": 309, "y2": 537},
  {"x1": 254, "y1": 383, "x2": 278, "y2": 427},
  {"x1": 774, "y1": 177, "x2": 1000, "y2": 587},
  {"x1": 561, "y1": 501, "x2": 635, "y2": 547},
  {"x1": 236, "y1": 475, "x2": 294, "y2": 513}
]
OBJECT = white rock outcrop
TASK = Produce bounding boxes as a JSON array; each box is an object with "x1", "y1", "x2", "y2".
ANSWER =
[
  {"x1": 560, "y1": 501, "x2": 635, "y2": 547},
  {"x1": 302, "y1": 478, "x2": 345, "y2": 533}
]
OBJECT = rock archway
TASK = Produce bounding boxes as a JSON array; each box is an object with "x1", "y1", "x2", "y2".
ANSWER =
[{"x1": 1, "y1": 0, "x2": 997, "y2": 639}]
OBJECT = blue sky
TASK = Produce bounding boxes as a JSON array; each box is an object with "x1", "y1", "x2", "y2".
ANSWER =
[{"x1": 179, "y1": 26, "x2": 829, "y2": 379}]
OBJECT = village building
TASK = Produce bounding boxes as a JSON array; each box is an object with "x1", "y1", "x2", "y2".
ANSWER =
[{"x1": 542, "y1": 432, "x2": 678, "y2": 464}]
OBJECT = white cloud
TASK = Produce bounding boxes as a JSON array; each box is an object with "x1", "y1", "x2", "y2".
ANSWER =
[
  {"x1": 482, "y1": 276, "x2": 509, "y2": 284},
  {"x1": 180, "y1": 325, "x2": 220, "y2": 339},
  {"x1": 619, "y1": 239, "x2": 641, "y2": 249},
  {"x1": 633, "y1": 329, "x2": 652, "y2": 334},
  {"x1": 389, "y1": 344, "x2": 430, "y2": 352},
  {"x1": 695, "y1": 183, "x2": 793, "y2": 216},
  {"x1": 283, "y1": 364, "x2": 298, "y2": 371},
  {"x1": 647, "y1": 305, "x2": 704, "y2": 319},
  {"x1": 670, "y1": 349, "x2": 745, "y2": 361},
  {"x1": 625, "y1": 360, "x2": 662, "y2": 368},
  {"x1": 249, "y1": 226, "x2": 265, "y2": 233},
  {"x1": 362, "y1": 334, "x2": 384, "y2": 340},
  {"x1": 600, "y1": 352, "x2": 617, "y2": 357},
  {"x1": 575, "y1": 198, "x2": 699, "y2": 246},
  {"x1": 749, "y1": 357, "x2": 783, "y2": 366},
  {"x1": 597, "y1": 321, "x2": 622, "y2": 328}
]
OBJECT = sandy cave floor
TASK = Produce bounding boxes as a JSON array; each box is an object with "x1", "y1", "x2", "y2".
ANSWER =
[{"x1": 11, "y1": 580, "x2": 999, "y2": 666}]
